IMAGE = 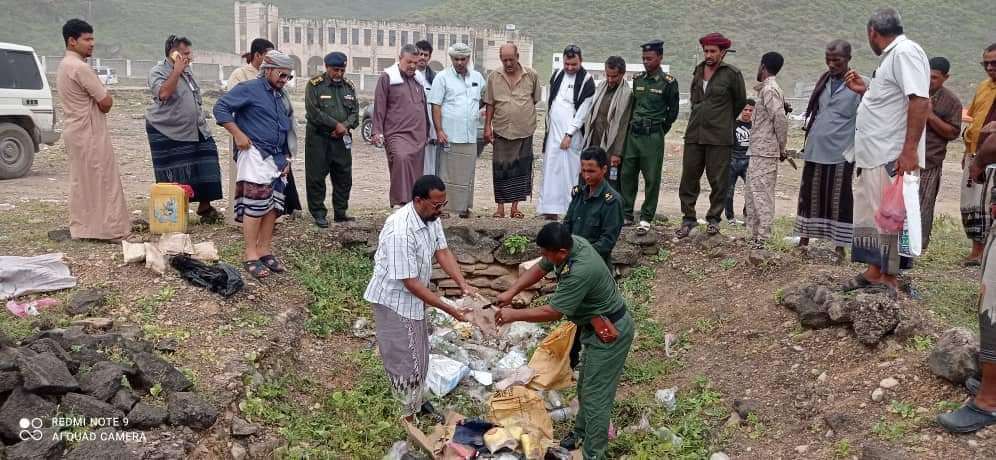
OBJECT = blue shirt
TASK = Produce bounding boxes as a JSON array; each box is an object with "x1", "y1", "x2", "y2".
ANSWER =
[
  {"x1": 213, "y1": 78, "x2": 290, "y2": 158},
  {"x1": 803, "y1": 77, "x2": 861, "y2": 165},
  {"x1": 427, "y1": 67, "x2": 486, "y2": 144}
]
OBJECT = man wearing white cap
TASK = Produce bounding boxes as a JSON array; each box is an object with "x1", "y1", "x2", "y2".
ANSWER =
[{"x1": 428, "y1": 43, "x2": 486, "y2": 218}]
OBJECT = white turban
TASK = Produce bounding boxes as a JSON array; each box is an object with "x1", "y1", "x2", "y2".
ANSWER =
[
  {"x1": 448, "y1": 43, "x2": 472, "y2": 58},
  {"x1": 260, "y1": 49, "x2": 293, "y2": 70}
]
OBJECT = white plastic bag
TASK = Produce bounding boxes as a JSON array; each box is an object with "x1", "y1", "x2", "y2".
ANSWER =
[
  {"x1": 425, "y1": 354, "x2": 470, "y2": 397},
  {"x1": 899, "y1": 174, "x2": 922, "y2": 257}
]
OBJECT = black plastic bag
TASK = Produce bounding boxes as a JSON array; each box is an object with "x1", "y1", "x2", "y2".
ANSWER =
[{"x1": 169, "y1": 255, "x2": 244, "y2": 297}]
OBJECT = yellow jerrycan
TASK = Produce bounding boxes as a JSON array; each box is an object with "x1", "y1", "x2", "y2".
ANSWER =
[{"x1": 149, "y1": 183, "x2": 189, "y2": 234}]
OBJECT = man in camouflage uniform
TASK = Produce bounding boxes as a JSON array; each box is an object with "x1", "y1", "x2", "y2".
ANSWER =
[
  {"x1": 744, "y1": 52, "x2": 787, "y2": 247},
  {"x1": 619, "y1": 40, "x2": 680, "y2": 234},
  {"x1": 304, "y1": 52, "x2": 359, "y2": 228}
]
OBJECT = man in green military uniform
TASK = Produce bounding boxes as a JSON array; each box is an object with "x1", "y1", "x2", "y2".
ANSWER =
[
  {"x1": 620, "y1": 39, "x2": 680, "y2": 235},
  {"x1": 676, "y1": 32, "x2": 747, "y2": 238},
  {"x1": 495, "y1": 223, "x2": 634, "y2": 459},
  {"x1": 564, "y1": 146, "x2": 624, "y2": 267},
  {"x1": 305, "y1": 52, "x2": 359, "y2": 228}
]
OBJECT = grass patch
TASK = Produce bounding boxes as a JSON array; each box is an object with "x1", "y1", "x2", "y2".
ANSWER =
[
  {"x1": 608, "y1": 377, "x2": 728, "y2": 458},
  {"x1": 906, "y1": 335, "x2": 935, "y2": 352},
  {"x1": 833, "y1": 439, "x2": 853, "y2": 459},
  {"x1": 763, "y1": 217, "x2": 797, "y2": 253},
  {"x1": 914, "y1": 216, "x2": 967, "y2": 271},
  {"x1": 136, "y1": 286, "x2": 175, "y2": 322},
  {"x1": 286, "y1": 247, "x2": 374, "y2": 337},
  {"x1": 919, "y1": 278, "x2": 979, "y2": 329},
  {"x1": 241, "y1": 349, "x2": 403, "y2": 458}
]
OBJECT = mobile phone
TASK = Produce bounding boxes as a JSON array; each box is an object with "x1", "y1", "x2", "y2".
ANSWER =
[{"x1": 171, "y1": 51, "x2": 182, "y2": 62}]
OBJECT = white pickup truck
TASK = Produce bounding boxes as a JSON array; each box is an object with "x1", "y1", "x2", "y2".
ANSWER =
[{"x1": 0, "y1": 42, "x2": 60, "y2": 179}]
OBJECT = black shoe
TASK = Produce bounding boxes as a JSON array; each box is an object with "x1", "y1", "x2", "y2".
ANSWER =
[
  {"x1": 333, "y1": 214, "x2": 355, "y2": 223},
  {"x1": 560, "y1": 432, "x2": 580, "y2": 450},
  {"x1": 314, "y1": 216, "x2": 329, "y2": 228}
]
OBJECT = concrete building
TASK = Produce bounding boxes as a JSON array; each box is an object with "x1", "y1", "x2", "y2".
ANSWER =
[{"x1": 233, "y1": 1, "x2": 533, "y2": 89}]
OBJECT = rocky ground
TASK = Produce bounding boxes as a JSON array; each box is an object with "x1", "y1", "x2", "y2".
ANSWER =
[{"x1": 0, "y1": 88, "x2": 990, "y2": 458}]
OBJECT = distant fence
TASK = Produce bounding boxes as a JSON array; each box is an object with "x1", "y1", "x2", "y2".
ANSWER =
[{"x1": 41, "y1": 56, "x2": 228, "y2": 86}]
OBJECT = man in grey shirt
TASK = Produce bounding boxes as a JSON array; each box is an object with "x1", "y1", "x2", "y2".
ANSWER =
[
  {"x1": 145, "y1": 35, "x2": 223, "y2": 222},
  {"x1": 793, "y1": 40, "x2": 862, "y2": 261}
]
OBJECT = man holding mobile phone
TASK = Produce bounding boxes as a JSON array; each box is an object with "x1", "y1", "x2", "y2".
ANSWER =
[{"x1": 146, "y1": 35, "x2": 224, "y2": 224}]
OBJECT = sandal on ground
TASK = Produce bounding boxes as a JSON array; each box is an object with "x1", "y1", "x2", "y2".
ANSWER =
[
  {"x1": 706, "y1": 223, "x2": 720, "y2": 235},
  {"x1": 937, "y1": 399, "x2": 996, "y2": 433},
  {"x1": 243, "y1": 260, "x2": 270, "y2": 279},
  {"x1": 510, "y1": 210, "x2": 525, "y2": 219},
  {"x1": 259, "y1": 255, "x2": 286, "y2": 273},
  {"x1": 492, "y1": 211, "x2": 505, "y2": 218},
  {"x1": 963, "y1": 258, "x2": 982, "y2": 267},
  {"x1": 197, "y1": 207, "x2": 223, "y2": 225},
  {"x1": 458, "y1": 211, "x2": 472, "y2": 219},
  {"x1": 841, "y1": 274, "x2": 873, "y2": 292},
  {"x1": 674, "y1": 223, "x2": 695, "y2": 239}
]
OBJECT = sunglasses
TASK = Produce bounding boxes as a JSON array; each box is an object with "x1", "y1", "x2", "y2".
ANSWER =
[
  {"x1": 417, "y1": 51, "x2": 431, "y2": 57},
  {"x1": 983, "y1": 60, "x2": 996, "y2": 69},
  {"x1": 277, "y1": 72, "x2": 294, "y2": 81}
]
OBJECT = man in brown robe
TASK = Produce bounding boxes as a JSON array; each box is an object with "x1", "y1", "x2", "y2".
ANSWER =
[
  {"x1": 56, "y1": 19, "x2": 130, "y2": 241},
  {"x1": 373, "y1": 44, "x2": 428, "y2": 207}
]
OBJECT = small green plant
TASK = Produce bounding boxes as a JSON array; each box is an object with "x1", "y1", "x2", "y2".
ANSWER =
[
  {"x1": 888, "y1": 400, "x2": 917, "y2": 419},
  {"x1": 832, "y1": 439, "x2": 852, "y2": 459},
  {"x1": 935, "y1": 400, "x2": 962, "y2": 413},
  {"x1": 653, "y1": 248, "x2": 671, "y2": 263},
  {"x1": 746, "y1": 413, "x2": 766, "y2": 439},
  {"x1": 773, "y1": 288, "x2": 785, "y2": 304},
  {"x1": 871, "y1": 417, "x2": 909, "y2": 441},
  {"x1": 149, "y1": 383, "x2": 163, "y2": 397},
  {"x1": 907, "y1": 335, "x2": 935, "y2": 351},
  {"x1": 719, "y1": 257, "x2": 737, "y2": 270},
  {"x1": 502, "y1": 235, "x2": 530, "y2": 254},
  {"x1": 137, "y1": 286, "x2": 175, "y2": 322}
]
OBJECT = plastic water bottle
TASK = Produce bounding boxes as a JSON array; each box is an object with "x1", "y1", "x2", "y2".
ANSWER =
[
  {"x1": 655, "y1": 388, "x2": 677, "y2": 412},
  {"x1": 549, "y1": 406, "x2": 574, "y2": 422},
  {"x1": 609, "y1": 166, "x2": 619, "y2": 181},
  {"x1": 344, "y1": 134, "x2": 352, "y2": 150}
]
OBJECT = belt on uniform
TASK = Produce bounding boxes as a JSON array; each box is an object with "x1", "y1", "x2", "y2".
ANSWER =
[
  {"x1": 630, "y1": 121, "x2": 664, "y2": 135},
  {"x1": 603, "y1": 306, "x2": 627, "y2": 324}
]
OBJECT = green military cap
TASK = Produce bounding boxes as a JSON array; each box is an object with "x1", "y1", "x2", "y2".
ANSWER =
[{"x1": 641, "y1": 40, "x2": 664, "y2": 53}]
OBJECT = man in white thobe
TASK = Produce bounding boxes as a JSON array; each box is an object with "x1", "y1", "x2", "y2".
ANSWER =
[{"x1": 538, "y1": 45, "x2": 596, "y2": 219}]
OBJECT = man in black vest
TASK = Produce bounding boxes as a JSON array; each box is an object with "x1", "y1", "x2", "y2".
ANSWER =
[{"x1": 538, "y1": 44, "x2": 597, "y2": 220}]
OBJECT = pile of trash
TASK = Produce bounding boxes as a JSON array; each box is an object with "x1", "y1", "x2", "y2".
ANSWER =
[
  {"x1": 382, "y1": 295, "x2": 581, "y2": 459},
  {"x1": 121, "y1": 233, "x2": 242, "y2": 297}
]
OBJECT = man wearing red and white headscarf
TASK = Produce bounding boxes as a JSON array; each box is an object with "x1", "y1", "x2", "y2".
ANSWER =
[{"x1": 676, "y1": 32, "x2": 747, "y2": 239}]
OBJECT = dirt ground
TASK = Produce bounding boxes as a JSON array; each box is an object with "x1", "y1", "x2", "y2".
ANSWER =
[
  {"x1": 0, "y1": 88, "x2": 966, "y2": 221},
  {"x1": 1, "y1": 88, "x2": 991, "y2": 459}
]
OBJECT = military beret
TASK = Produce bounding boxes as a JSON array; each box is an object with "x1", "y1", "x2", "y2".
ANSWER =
[
  {"x1": 641, "y1": 40, "x2": 664, "y2": 53},
  {"x1": 324, "y1": 52, "x2": 347, "y2": 67}
]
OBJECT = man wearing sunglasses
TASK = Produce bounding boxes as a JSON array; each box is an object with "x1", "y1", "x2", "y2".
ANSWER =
[
  {"x1": 959, "y1": 43, "x2": 996, "y2": 266},
  {"x1": 364, "y1": 174, "x2": 474, "y2": 421}
]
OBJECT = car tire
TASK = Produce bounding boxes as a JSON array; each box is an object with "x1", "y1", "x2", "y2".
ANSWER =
[
  {"x1": 361, "y1": 118, "x2": 374, "y2": 144},
  {"x1": 0, "y1": 122, "x2": 35, "y2": 180}
]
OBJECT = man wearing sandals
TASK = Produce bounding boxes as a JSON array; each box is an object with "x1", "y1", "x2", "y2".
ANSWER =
[
  {"x1": 841, "y1": 8, "x2": 928, "y2": 294},
  {"x1": 743, "y1": 52, "x2": 787, "y2": 249},
  {"x1": 364, "y1": 175, "x2": 475, "y2": 421},
  {"x1": 676, "y1": 33, "x2": 747, "y2": 239},
  {"x1": 213, "y1": 50, "x2": 298, "y2": 279},
  {"x1": 938, "y1": 129, "x2": 996, "y2": 433}
]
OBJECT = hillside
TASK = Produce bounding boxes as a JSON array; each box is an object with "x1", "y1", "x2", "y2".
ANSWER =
[
  {"x1": 413, "y1": 0, "x2": 996, "y2": 99},
  {"x1": 0, "y1": 0, "x2": 434, "y2": 59},
  {"x1": 2, "y1": 1, "x2": 994, "y2": 99}
]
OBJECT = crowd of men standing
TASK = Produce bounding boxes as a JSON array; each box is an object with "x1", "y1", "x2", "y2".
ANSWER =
[{"x1": 52, "y1": 6, "x2": 996, "y2": 452}]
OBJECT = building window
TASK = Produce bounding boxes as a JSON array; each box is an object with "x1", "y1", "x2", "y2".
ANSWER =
[
  {"x1": 426, "y1": 33, "x2": 433, "y2": 46},
  {"x1": 461, "y1": 34, "x2": 469, "y2": 45},
  {"x1": 389, "y1": 30, "x2": 396, "y2": 46},
  {"x1": 364, "y1": 29, "x2": 371, "y2": 46},
  {"x1": 341, "y1": 28, "x2": 348, "y2": 45},
  {"x1": 294, "y1": 27, "x2": 302, "y2": 44},
  {"x1": 307, "y1": 28, "x2": 314, "y2": 45},
  {"x1": 488, "y1": 40, "x2": 495, "y2": 46},
  {"x1": 401, "y1": 30, "x2": 408, "y2": 45},
  {"x1": 413, "y1": 31, "x2": 420, "y2": 43},
  {"x1": 438, "y1": 34, "x2": 446, "y2": 49},
  {"x1": 282, "y1": 26, "x2": 290, "y2": 44},
  {"x1": 376, "y1": 29, "x2": 384, "y2": 46},
  {"x1": 450, "y1": 34, "x2": 457, "y2": 46},
  {"x1": 352, "y1": 28, "x2": 359, "y2": 45},
  {"x1": 329, "y1": 27, "x2": 335, "y2": 44},
  {"x1": 475, "y1": 38, "x2": 484, "y2": 54}
]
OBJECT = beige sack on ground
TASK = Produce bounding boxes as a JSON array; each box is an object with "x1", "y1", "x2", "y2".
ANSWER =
[
  {"x1": 144, "y1": 243, "x2": 166, "y2": 275},
  {"x1": 157, "y1": 232, "x2": 194, "y2": 255},
  {"x1": 487, "y1": 386, "x2": 554, "y2": 441},
  {"x1": 192, "y1": 242, "x2": 219, "y2": 262},
  {"x1": 527, "y1": 321, "x2": 576, "y2": 391},
  {"x1": 121, "y1": 241, "x2": 146, "y2": 263}
]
